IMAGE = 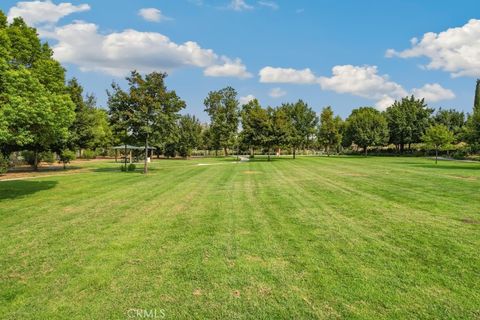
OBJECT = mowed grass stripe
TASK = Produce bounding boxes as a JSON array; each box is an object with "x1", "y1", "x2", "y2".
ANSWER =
[{"x1": 0, "y1": 157, "x2": 479, "y2": 319}]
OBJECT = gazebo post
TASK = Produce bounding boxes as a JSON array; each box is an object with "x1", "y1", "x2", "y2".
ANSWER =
[{"x1": 115, "y1": 149, "x2": 118, "y2": 163}]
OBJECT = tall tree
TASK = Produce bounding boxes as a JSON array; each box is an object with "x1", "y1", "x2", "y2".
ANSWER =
[
  {"x1": 465, "y1": 79, "x2": 480, "y2": 148},
  {"x1": 344, "y1": 107, "x2": 389, "y2": 156},
  {"x1": 67, "y1": 80, "x2": 112, "y2": 151},
  {"x1": 318, "y1": 106, "x2": 343, "y2": 155},
  {"x1": 283, "y1": 100, "x2": 318, "y2": 159},
  {"x1": 177, "y1": 114, "x2": 203, "y2": 158},
  {"x1": 108, "y1": 71, "x2": 186, "y2": 173},
  {"x1": 265, "y1": 106, "x2": 290, "y2": 161},
  {"x1": 240, "y1": 99, "x2": 269, "y2": 157},
  {"x1": 433, "y1": 108, "x2": 465, "y2": 141},
  {"x1": 0, "y1": 15, "x2": 75, "y2": 168},
  {"x1": 204, "y1": 87, "x2": 240, "y2": 156},
  {"x1": 422, "y1": 124, "x2": 454, "y2": 164},
  {"x1": 385, "y1": 96, "x2": 433, "y2": 153}
]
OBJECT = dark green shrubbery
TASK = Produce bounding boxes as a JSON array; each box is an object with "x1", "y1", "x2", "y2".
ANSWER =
[
  {"x1": 21, "y1": 151, "x2": 36, "y2": 166},
  {"x1": 0, "y1": 155, "x2": 9, "y2": 175},
  {"x1": 40, "y1": 151, "x2": 55, "y2": 164},
  {"x1": 128, "y1": 164, "x2": 136, "y2": 171},
  {"x1": 82, "y1": 149, "x2": 96, "y2": 160}
]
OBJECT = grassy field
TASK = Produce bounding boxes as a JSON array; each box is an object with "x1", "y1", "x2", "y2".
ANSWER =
[{"x1": 1, "y1": 156, "x2": 479, "y2": 319}]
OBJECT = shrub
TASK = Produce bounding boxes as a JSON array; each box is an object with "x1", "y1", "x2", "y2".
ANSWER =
[
  {"x1": 0, "y1": 155, "x2": 9, "y2": 175},
  {"x1": 83, "y1": 149, "x2": 96, "y2": 160},
  {"x1": 21, "y1": 151, "x2": 36, "y2": 166},
  {"x1": 59, "y1": 150, "x2": 76, "y2": 169},
  {"x1": 40, "y1": 151, "x2": 55, "y2": 164},
  {"x1": 127, "y1": 164, "x2": 136, "y2": 172},
  {"x1": 120, "y1": 165, "x2": 127, "y2": 172}
]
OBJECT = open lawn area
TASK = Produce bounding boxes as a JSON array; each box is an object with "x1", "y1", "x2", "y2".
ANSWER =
[{"x1": 1, "y1": 156, "x2": 479, "y2": 319}]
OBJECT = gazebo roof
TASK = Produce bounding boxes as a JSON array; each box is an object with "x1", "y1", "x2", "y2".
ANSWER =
[{"x1": 112, "y1": 145, "x2": 156, "y2": 150}]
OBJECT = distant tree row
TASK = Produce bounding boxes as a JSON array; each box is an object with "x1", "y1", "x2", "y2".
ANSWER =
[{"x1": 1, "y1": 12, "x2": 480, "y2": 173}]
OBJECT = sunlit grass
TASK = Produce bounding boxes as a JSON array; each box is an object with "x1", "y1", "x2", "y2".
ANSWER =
[{"x1": 1, "y1": 156, "x2": 479, "y2": 319}]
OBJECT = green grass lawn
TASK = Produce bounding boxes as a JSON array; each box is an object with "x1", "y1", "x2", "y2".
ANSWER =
[{"x1": 1, "y1": 156, "x2": 479, "y2": 319}]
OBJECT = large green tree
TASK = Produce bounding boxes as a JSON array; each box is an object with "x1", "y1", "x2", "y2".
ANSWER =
[
  {"x1": 433, "y1": 108, "x2": 465, "y2": 141},
  {"x1": 240, "y1": 99, "x2": 269, "y2": 157},
  {"x1": 108, "y1": 71, "x2": 186, "y2": 173},
  {"x1": 465, "y1": 79, "x2": 480, "y2": 148},
  {"x1": 67, "y1": 79, "x2": 112, "y2": 151},
  {"x1": 265, "y1": 106, "x2": 290, "y2": 161},
  {"x1": 204, "y1": 87, "x2": 240, "y2": 156},
  {"x1": 318, "y1": 106, "x2": 343, "y2": 155},
  {"x1": 0, "y1": 14, "x2": 75, "y2": 169},
  {"x1": 385, "y1": 96, "x2": 433, "y2": 153},
  {"x1": 344, "y1": 107, "x2": 389, "y2": 156},
  {"x1": 283, "y1": 100, "x2": 317, "y2": 159},
  {"x1": 177, "y1": 114, "x2": 203, "y2": 158}
]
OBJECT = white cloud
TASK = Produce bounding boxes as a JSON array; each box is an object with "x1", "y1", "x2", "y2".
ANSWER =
[
  {"x1": 239, "y1": 94, "x2": 256, "y2": 105},
  {"x1": 7, "y1": 0, "x2": 90, "y2": 26},
  {"x1": 387, "y1": 19, "x2": 480, "y2": 77},
  {"x1": 50, "y1": 21, "x2": 250, "y2": 78},
  {"x1": 138, "y1": 8, "x2": 171, "y2": 23},
  {"x1": 411, "y1": 83, "x2": 455, "y2": 103},
  {"x1": 259, "y1": 64, "x2": 455, "y2": 109},
  {"x1": 318, "y1": 65, "x2": 408, "y2": 109},
  {"x1": 375, "y1": 95, "x2": 396, "y2": 111},
  {"x1": 204, "y1": 58, "x2": 252, "y2": 78},
  {"x1": 259, "y1": 67, "x2": 318, "y2": 84},
  {"x1": 258, "y1": 1, "x2": 279, "y2": 10},
  {"x1": 229, "y1": 0, "x2": 253, "y2": 11},
  {"x1": 269, "y1": 87, "x2": 286, "y2": 98}
]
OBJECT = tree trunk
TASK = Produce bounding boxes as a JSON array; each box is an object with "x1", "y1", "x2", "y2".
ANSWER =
[
  {"x1": 33, "y1": 149, "x2": 39, "y2": 171},
  {"x1": 435, "y1": 148, "x2": 438, "y2": 164},
  {"x1": 400, "y1": 143, "x2": 404, "y2": 154},
  {"x1": 63, "y1": 162, "x2": 66, "y2": 170},
  {"x1": 364, "y1": 146, "x2": 368, "y2": 157},
  {"x1": 268, "y1": 148, "x2": 271, "y2": 161},
  {"x1": 215, "y1": 149, "x2": 218, "y2": 157},
  {"x1": 293, "y1": 148, "x2": 296, "y2": 159},
  {"x1": 144, "y1": 133, "x2": 148, "y2": 174},
  {"x1": 224, "y1": 147, "x2": 228, "y2": 157}
]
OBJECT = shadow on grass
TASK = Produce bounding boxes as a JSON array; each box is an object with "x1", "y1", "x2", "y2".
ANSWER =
[
  {"x1": 412, "y1": 163, "x2": 480, "y2": 171},
  {"x1": 0, "y1": 180, "x2": 57, "y2": 200},
  {"x1": 91, "y1": 166, "x2": 161, "y2": 173},
  {"x1": 7, "y1": 166, "x2": 83, "y2": 173}
]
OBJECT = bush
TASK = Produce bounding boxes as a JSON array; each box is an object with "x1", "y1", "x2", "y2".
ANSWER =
[
  {"x1": 0, "y1": 155, "x2": 9, "y2": 175},
  {"x1": 82, "y1": 149, "x2": 96, "y2": 160},
  {"x1": 120, "y1": 165, "x2": 127, "y2": 172},
  {"x1": 21, "y1": 151, "x2": 36, "y2": 166},
  {"x1": 59, "y1": 150, "x2": 76, "y2": 168},
  {"x1": 39, "y1": 151, "x2": 55, "y2": 164},
  {"x1": 127, "y1": 164, "x2": 136, "y2": 172}
]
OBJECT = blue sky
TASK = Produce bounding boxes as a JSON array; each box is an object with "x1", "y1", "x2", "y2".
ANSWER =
[{"x1": 2, "y1": 0, "x2": 479, "y2": 121}]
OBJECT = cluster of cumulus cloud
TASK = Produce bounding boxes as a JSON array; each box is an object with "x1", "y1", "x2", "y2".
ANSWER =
[{"x1": 6, "y1": 0, "x2": 480, "y2": 110}]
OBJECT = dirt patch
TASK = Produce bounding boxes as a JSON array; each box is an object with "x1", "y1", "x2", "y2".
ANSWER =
[
  {"x1": 460, "y1": 218, "x2": 480, "y2": 225},
  {"x1": 242, "y1": 170, "x2": 260, "y2": 175},
  {"x1": 0, "y1": 168, "x2": 88, "y2": 181},
  {"x1": 232, "y1": 290, "x2": 241, "y2": 298}
]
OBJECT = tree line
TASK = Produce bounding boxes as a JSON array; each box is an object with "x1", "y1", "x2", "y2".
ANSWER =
[{"x1": 1, "y1": 12, "x2": 479, "y2": 173}]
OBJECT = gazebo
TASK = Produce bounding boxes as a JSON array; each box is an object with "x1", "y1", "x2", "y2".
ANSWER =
[{"x1": 112, "y1": 145, "x2": 156, "y2": 163}]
